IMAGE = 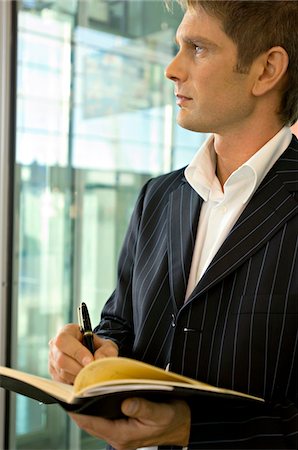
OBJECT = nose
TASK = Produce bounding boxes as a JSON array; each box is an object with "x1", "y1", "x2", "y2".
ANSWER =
[{"x1": 165, "y1": 51, "x2": 187, "y2": 82}]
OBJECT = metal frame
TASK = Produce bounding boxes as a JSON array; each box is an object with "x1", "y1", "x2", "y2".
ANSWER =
[{"x1": 0, "y1": 1, "x2": 15, "y2": 449}]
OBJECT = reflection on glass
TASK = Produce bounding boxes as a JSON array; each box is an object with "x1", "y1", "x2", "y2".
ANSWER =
[{"x1": 11, "y1": 1, "x2": 205, "y2": 449}]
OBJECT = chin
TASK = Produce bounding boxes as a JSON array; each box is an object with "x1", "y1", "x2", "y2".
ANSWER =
[
  {"x1": 176, "y1": 112, "x2": 210, "y2": 133},
  {"x1": 177, "y1": 118, "x2": 209, "y2": 133}
]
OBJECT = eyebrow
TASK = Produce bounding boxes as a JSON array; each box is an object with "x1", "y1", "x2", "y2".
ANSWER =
[{"x1": 175, "y1": 33, "x2": 217, "y2": 48}]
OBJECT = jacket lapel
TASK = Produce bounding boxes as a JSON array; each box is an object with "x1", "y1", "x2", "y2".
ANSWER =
[
  {"x1": 167, "y1": 179, "x2": 202, "y2": 310},
  {"x1": 188, "y1": 138, "x2": 298, "y2": 301}
]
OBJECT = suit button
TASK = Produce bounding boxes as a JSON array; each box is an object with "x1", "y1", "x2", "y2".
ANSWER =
[{"x1": 171, "y1": 314, "x2": 176, "y2": 327}]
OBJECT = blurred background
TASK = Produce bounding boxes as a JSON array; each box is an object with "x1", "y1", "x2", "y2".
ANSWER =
[{"x1": 2, "y1": 1, "x2": 206, "y2": 449}]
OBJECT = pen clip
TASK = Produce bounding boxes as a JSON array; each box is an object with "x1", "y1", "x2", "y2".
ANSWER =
[{"x1": 77, "y1": 304, "x2": 84, "y2": 333}]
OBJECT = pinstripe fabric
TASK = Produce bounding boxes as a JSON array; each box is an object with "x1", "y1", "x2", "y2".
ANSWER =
[{"x1": 95, "y1": 135, "x2": 298, "y2": 449}]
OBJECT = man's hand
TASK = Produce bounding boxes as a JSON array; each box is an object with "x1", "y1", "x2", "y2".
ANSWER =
[
  {"x1": 48, "y1": 323, "x2": 119, "y2": 384},
  {"x1": 70, "y1": 397, "x2": 191, "y2": 450}
]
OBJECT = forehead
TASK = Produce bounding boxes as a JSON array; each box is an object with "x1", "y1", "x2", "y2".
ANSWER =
[{"x1": 176, "y1": 7, "x2": 229, "y2": 45}]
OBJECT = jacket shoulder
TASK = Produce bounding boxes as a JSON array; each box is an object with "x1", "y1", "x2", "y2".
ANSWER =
[
  {"x1": 274, "y1": 134, "x2": 298, "y2": 191},
  {"x1": 149, "y1": 166, "x2": 186, "y2": 186},
  {"x1": 145, "y1": 166, "x2": 187, "y2": 197}
]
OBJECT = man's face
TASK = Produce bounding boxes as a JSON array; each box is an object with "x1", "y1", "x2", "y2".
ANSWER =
[{"x1": 166, "y1": 7, "x2": 258, "y2": 134}]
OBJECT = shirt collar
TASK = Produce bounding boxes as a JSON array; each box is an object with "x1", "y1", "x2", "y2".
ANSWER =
[
  {"x1": 241, "y1": 126, "x2": 292, "y2": 201},
  {"x1": 184, "y1": 134, "x2": 216, "y2": 202},
  {"x1": 185, "y1": 127, "x2": 292, "y2": 204}
]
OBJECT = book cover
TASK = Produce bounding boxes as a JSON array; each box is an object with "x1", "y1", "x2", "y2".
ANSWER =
[{"x1": 0, "y1": 357, "x2": 264, "y2": 419}]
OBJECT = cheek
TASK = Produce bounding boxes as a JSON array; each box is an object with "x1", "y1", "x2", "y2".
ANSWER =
[
  {"x1": 192, "y1": 67, "x2": 248, "y2": 98},
  {"x1": 203, "y1": 77, "x2": 250, "y2": 112},
  {"x1": 191, "y1": 74, "x2": 229, "y2": 109}
]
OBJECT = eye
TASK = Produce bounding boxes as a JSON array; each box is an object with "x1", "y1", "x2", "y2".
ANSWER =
[{"x1": 194, "y1": 45, "x2": 204, "y2": 55}]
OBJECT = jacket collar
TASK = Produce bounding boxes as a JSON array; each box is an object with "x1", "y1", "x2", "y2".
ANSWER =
[
  {"x1": 188, "y1": 135, "x2": 298, "y2": 301},
  {"x1": 167, "y1": 135, "x2": 298, "y2": 307}
]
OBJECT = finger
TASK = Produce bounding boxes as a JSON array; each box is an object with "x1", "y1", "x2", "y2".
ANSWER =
[
  {"x1": 122, "y1": 397, "x2": 167, "y2": 420},
  {"x1": 93, "y1": 336, "x2": 119, "y2": 359},
  {"x1": 121, "y1": 398, "x2": 188, "y2": 424},
  {"x1": 48, "y1": 360, "x2": 76, "y2": 384},
  {"x1": 121, "y1": 399, "x2": 191, "y2": 447},
  {"x1": 52, "y1": 324, "x2": 94, "y2": 367},
  {"x1": 50, "y1": 344, "x2": 84, "y2": 379},
  {"x1": 121, "y1": 398, "x2": 156, "y2": 422},
  {"x1": 48, "y1": 340, "x2": 80, "y2": 383}
]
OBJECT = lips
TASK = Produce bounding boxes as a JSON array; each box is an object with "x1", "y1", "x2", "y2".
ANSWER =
[{"x1": 175, "y1": 93, "x2": 192, "y2": 106}]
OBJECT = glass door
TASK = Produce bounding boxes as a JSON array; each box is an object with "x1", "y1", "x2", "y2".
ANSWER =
[{"x1": 8, "y1": 1, "x2": 204, "y2": 449}]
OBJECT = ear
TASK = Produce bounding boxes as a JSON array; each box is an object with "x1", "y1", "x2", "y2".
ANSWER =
[{"x1": 252, "y1": 46, "x2": 289, "y2": 97}]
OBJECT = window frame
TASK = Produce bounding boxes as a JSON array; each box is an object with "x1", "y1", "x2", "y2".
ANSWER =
[{"x1": 0, "y1": 0, "x2": 17, "y2": 449}]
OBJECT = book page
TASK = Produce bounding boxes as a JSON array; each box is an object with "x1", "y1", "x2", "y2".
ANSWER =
[
  {"x1": 74, "y1": 358, "x2": 264, "y2": 403},
  {"x1": 79, "y1": 382, "x2": 174, "y2": 398},
  {"x1": 74, "y1": 357, "x2": 199, "y2": 393},
  {"x1": 76, "y1": 377, "x2": 262, "y2": 402}
]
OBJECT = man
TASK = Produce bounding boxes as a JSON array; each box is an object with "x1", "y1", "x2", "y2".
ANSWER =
[{"x1": 49, "y1": 1, "x2": 298, "y2": 448}]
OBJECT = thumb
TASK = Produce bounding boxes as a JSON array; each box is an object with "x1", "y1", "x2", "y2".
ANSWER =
[
  {"x1": 93, "y1": 336, "x2": 119, "y2": 358},
  {"x1": 121, "y1": 398, "x2": 142, "y2": 417},
  {"x1": 121, "y1": 398, "x2": 161, "y2": 422}
]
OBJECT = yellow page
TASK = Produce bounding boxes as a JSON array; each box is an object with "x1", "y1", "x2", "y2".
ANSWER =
[
  {"x1": 75, "y1": 357, "x2": 213, "y2": 393},
  {"x1": 74, "y1": 357, "x2": 264, "y2": 403}
]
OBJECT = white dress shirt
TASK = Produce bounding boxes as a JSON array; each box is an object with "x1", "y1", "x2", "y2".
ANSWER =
[{"x1": 185, "y1": 126, "x2": 292, "y2": 299}]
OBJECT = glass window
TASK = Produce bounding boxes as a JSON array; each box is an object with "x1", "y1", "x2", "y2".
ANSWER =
[{"x1": 9, "y1": 1, "x2": 206, "y2": 449}]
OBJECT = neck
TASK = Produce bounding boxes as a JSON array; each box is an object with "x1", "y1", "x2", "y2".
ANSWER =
[{"x1": 213, "y1": 120, "x2": 284, "y2": 186}]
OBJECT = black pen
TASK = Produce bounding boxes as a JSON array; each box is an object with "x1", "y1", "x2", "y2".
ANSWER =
[{"x1": 78, "y1": 302, "x2": 95, "y2": 355}]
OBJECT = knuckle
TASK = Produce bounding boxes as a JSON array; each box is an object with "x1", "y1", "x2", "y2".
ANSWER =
[
  {"x1": 105, "y1": 345, "x2": 118, "y2": 356},
  {"x1": 54, "y1": 324, "x2": 79, "y2": 347},
  {"x1": 56, "y1": 351, "x2": 67, "y2": 368},
  {"x1": 48, "y1": 346, "x2": 53, "y2": 362},
  {"x1": 62, "y1": 372, "x2": 75, "y2": 385},
  {"x1": 56, "y1": 366, "x2": 72, "y2": 384},
  {"x1": 48, "y1": 363, "x2": 55, "y2": 378},
  {"x1": 63, "y1": 323, "x2": 80, "y2": 335},
  {"x1": 53, "y1": 332, "x2": 65, "y2": 349},
  {"x1": 104, "y1": 340, "x2": 119, "y2": 354},
  {"x1": 73, "y1": 346, "x2": 88, "y2": 364}
]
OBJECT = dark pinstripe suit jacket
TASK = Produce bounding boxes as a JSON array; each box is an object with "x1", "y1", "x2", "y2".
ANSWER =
[{"x1": 95, "y1": 135, "x2": 298, "y2": 449}]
